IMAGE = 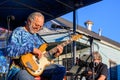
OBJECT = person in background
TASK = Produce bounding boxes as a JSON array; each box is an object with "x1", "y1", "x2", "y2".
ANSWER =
[
  {"x1": 6, "y1": 12, "x2": 66, "y2": 80},
  {"x1": 75, "y1": 57, "x2": 79, "y2": 65},
  {"x1": 78, "y1": 51, "x2": 108, "y2": 80}
]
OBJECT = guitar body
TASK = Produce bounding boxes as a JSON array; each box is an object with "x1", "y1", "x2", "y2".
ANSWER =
[{"x1": 21, "y1": 43, "x2": 52, "y2": 76}]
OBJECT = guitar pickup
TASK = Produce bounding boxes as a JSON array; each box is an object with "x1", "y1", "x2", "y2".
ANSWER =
[{"x1": 35, "y1": 56, "x2": 40, "y2": 64}]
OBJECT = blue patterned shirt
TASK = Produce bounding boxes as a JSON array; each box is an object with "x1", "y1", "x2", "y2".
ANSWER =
[{"x1": 6, "y1": 26, "x2": 44, "y2": 58}]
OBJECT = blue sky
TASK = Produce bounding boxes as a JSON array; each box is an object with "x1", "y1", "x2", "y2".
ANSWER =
[{"x1": 61, "y1": 0, "x2": 120, "y2": 43}]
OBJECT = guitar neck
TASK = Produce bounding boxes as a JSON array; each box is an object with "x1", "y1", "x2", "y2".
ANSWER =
[
  {"x1": 49, "y1": 39, "x2": 73, "y2": 55},
  {"x1": 44, "y1": 34, "x2": 82, "y2": 58}
]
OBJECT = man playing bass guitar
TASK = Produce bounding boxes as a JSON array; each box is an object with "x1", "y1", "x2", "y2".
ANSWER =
[{"x1": 6, "y1": 12, "x2": 66, "y2": 80}]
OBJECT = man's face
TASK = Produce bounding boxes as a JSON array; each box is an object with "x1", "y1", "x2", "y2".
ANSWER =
[
  {"x1": 93, "y1": 58, "x2": 101, "y2": 66},
  {"x1": 28, "y1": 16, "x2": 44, "y2": 34}
]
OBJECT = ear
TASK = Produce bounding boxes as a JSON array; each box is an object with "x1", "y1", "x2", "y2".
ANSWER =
[{"x1": 27, "y1": 19, "x2": 31, "y2": 25}]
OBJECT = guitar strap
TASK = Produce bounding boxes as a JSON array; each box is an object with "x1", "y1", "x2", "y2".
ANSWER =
[{"x1": 36, "y1": 33, "x2": 48, "y2": 44}]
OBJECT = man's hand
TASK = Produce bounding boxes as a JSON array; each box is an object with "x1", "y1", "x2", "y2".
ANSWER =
[
  {"x1": 98, "y1": 75, "x2": 106, "y2": 80},
  {"x1": 54, "y1": 45, "x2": 63, "y2": 57},
  {"x1": 33, "y1": 48, "x2": 42, "y2": 58}
]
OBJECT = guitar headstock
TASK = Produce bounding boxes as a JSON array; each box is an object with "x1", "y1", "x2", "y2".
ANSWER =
[{"x1": 71, "y1": 34, "x2": 83, "y2": 41}]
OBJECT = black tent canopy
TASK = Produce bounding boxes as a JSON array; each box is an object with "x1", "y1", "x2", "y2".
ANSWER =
[{"x1": 0, "y1": 0, "x2": 101, "y2": 30}]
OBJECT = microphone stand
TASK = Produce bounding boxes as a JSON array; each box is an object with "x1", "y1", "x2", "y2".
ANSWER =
[
  {"x1": 89, "y1": 36, "x2": 95, "y2": 80},
  {"x1": 5, "y1": 16, "x2": 12, "y2": 80},
  {"x1": 6, "y1": 16, "x2": 11, "y2": 43},
  {"x1": 75, "y1": 30, "x2": 100, "y2": 80}
]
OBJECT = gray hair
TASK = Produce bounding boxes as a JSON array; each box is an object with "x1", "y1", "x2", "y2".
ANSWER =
[
  {"x1": 27, "y1": 12, "x2": 44, "y2": 21},
  {"x1": 93, "y1": 51, "x2": 102, "y2": 60}
]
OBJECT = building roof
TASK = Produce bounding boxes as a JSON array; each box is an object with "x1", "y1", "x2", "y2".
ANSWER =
[{"x1": 55, "y1": 17, "x2": 120, "y2": 48}]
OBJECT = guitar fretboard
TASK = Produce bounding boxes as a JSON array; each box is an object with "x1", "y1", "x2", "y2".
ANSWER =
[{"x1": 49, "y1": 39, "x2": 73, "y2": 54}]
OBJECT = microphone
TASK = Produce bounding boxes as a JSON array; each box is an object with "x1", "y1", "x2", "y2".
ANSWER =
[
  {"x1": 51, "y1": 24, "x2": 70, "y2": 30},
  {"x1": 7, "y1": 15, "x2": 15, "y2": 31},
  {"x1": 7, "y1": 15, "x2": 15, "y2": 21}
]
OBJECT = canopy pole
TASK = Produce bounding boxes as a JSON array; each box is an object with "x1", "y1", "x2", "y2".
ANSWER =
[{"x1": 72, "y1": 1, "x2": 77, "y2": 65}]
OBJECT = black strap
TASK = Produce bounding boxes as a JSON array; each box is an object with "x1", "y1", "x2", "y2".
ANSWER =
[{"x1": 36, "y1": 33, "x2": 48, "y2": 44}]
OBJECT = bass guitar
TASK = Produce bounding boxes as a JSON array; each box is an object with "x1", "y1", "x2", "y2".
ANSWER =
[{"x1": 21, "y1": 34, "x2": 82, "y2": 76}]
